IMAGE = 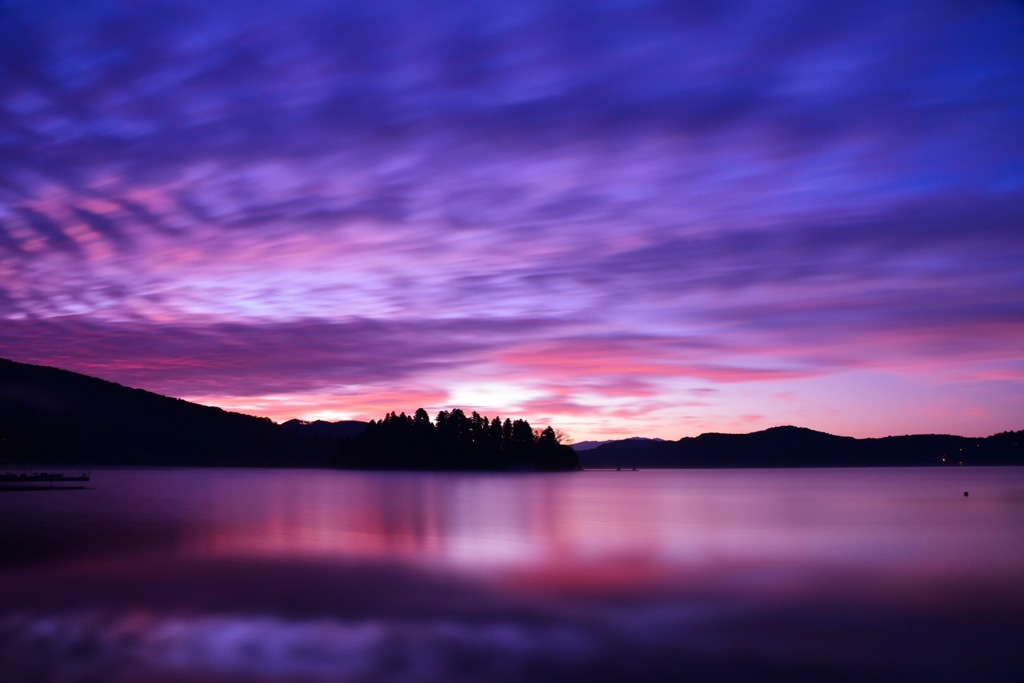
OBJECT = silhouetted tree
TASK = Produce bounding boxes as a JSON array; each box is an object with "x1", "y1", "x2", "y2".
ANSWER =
[
  {"x1": 336, "y1": 408, "x2": 580, "y2": 471},
  {"x1": 533, "y1": 425, "x2": 579, "y2": 471}
]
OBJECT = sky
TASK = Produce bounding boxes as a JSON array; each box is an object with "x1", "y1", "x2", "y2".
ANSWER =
[{"x1": 1, "y1": 0, "x2": 1022, "y2": 441}]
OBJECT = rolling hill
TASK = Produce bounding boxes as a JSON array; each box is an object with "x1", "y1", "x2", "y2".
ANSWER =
[
  {"x1": 3, "y1": 357, "x2": 1020, "y2": 469},
  {"x1": 577, "y1": 425, "x2": 1024, "y2": 469},
  {"x1": 0, "y1": 357, "x2": 364, "y2": 467}
]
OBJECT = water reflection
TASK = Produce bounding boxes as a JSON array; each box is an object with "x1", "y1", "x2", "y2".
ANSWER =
[
  {"x1": 177, "y1": 468, "x2": 1024, "y2": 583},
  {"x1": 2, "y1": 467, "x2": 1023, "y2": 682}
]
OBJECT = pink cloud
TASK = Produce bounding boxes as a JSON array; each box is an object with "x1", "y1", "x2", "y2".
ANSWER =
[
  {"x1": 497, "y1": 337, "x2": 818, "y2": 384},
  {"x1": 185, "y1": 387, "x2": 451, "y2": 424}
]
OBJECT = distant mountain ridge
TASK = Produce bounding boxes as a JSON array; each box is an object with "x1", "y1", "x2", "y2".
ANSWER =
[
  {"x1": 572, "y1": 436, "x2": 665, "y2": 451},
  {"x1": 578, "y1": 425, "x2": 1024, "y2": 469},
  {"x1": 0, "y1": 358, "x2": 365, "y2": 467},
  {"x1": 2, "y1": 358, "x2": 1021, "y2": 469}
]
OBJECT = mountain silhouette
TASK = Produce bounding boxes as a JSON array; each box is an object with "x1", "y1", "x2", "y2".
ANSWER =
[
  {"x1": 0, "y1": 358, "x2": 364, "y2": 467},
  {"x1": 4, "y1": 357, "x2": 1020, "y2": 469},
  {"x1": 578, "y1": 425, "x2": 1024, "y2": 468}
]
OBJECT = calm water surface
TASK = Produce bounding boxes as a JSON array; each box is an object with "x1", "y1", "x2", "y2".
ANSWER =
[{"x1": 2, "y1": 467, "x2": 1023, "y2": 681}]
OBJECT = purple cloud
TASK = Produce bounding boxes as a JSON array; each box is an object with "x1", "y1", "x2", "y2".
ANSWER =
[
  {"x1": 1, "y1": 0, "x2": 1022, "y2": 438},
  {"x1": 0, "y1": 315, "x2": 565, "y2": 397}
]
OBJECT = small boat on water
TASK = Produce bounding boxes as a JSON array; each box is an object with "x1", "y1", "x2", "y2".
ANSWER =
[{"x1": 0, "y1": 470, "x2": 91, "y2": 489}]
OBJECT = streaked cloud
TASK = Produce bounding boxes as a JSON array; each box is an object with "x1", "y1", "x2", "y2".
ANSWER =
[{"x1": 1, "y1": 0, "x2": 1022, "y2": 439}]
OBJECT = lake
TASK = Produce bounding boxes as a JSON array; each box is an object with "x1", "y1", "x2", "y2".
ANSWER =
[{"x1": 2, "y1": 467, "x2": 1023, "y2": 682}]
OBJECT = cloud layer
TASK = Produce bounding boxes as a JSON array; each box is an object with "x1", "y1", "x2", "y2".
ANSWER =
[{"x1": 2, "y1": 0, "x2": 1023, "y2": 438}]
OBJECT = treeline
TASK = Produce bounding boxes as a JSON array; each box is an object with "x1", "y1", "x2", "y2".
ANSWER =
[{"x1": 335, "y1": 408, "x2": 580, "y2": 471}]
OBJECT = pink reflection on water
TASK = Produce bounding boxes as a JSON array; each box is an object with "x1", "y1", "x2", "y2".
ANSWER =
[
  {"x1": 3, "y1": 468, "x2": 1024, "y2": 682},
  {"x1": 178, "y1": 468, "x2": 1024, "y2": 591}
]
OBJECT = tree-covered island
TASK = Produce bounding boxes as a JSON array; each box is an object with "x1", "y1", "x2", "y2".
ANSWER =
[{"x1": 335, "y1": 408, "x2": 580, "y2": 471}]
